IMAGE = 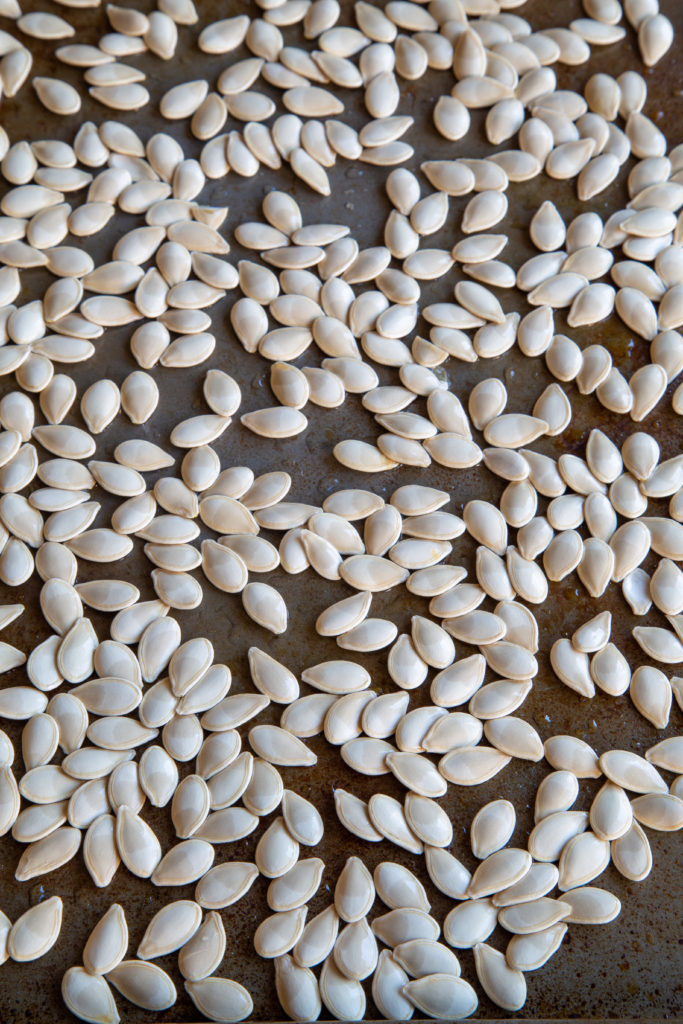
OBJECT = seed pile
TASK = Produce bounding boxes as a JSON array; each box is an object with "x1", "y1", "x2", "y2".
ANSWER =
[{"x1": 0, "y1": 0, "x2": 680, "y2": 1020}]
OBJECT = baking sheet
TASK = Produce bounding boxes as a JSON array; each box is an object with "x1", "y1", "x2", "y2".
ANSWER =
[{"x1": 0, "y1": 0, "x2": 681, "y2": 1019}]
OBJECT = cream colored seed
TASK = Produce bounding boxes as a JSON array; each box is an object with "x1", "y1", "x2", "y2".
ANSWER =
[{"x1": 9, "y1": 897, "x2": 63, "y2": 962}]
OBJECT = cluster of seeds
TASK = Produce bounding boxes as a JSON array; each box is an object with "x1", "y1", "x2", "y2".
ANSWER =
[
  {"x1": 60, "y1": 901, "x2": 251, "y2": 1022},
  {"x1": 0, "y1": 0, "x2": 674, "y2": 122},
  {"x1": 0, "y1": 0, "x2": 680, "y2": 1020}
]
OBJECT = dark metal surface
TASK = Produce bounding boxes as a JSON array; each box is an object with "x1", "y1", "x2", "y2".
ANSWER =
[{"x1": 0, "y1": 0, "x2": 681, "y2": 1020}]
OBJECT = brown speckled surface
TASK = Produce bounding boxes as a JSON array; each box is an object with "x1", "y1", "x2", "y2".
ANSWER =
[{"x1": 0, "y1": 0, "x2": 681, "y2": 1020}]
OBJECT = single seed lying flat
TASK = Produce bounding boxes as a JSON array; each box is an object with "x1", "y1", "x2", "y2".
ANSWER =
[{"x1": 9, "y1": 896, "x2": 63, "y2": 961}]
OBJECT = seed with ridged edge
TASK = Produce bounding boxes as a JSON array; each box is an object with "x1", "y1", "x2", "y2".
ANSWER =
[
  {"x1": 474, "y1": 942, "x2": 526, "y2": 1011},
  {"x1": 137, "y1": 901, "x2": 202, "y2": 960},
  {"x1": 61, "y1": 967, "x2": 119, "y2": 1024},
  {"x1": 9, "y1": 896, "x2": 62, "y2": 961},
  {"x1": 185, "y1": 978, "x2": 252, "y2": 1023}
]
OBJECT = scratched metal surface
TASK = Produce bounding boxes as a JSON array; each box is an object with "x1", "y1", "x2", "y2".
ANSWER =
[{"x1": 0, "y1": 0, "x2": 681, "y2": 1020}]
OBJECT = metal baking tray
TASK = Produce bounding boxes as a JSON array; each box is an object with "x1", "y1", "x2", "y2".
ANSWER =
[{"x1": 0, "y1": 0, "x2": 681, "y2": 1019}]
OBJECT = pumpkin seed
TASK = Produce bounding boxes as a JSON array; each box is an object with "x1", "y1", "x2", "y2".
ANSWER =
[
  {"x1": 61, "y1": 967, "x2": 119, "y2": 1024},
  {"x1": 403, "y1": 972, "x2": 478, "y2": 1019},
  {"x1": 474, "y1": 942, "x2": 526, "y2": 1011},
  {"x1": 115, "y1": 805, "x2": 161, "y2": 878},
  {"x1": 185, "y1": 977, "x2": 251, "y2": 1023},
  {"x1": 137, "y1": 900, "x2": 202, "y2": 959},
  {"x1": 9, "y1": 896, "x2": 62, "y2": 962},
  {"x1": 108, "y1": 960, "x2": 176, "y2": 1012}
]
